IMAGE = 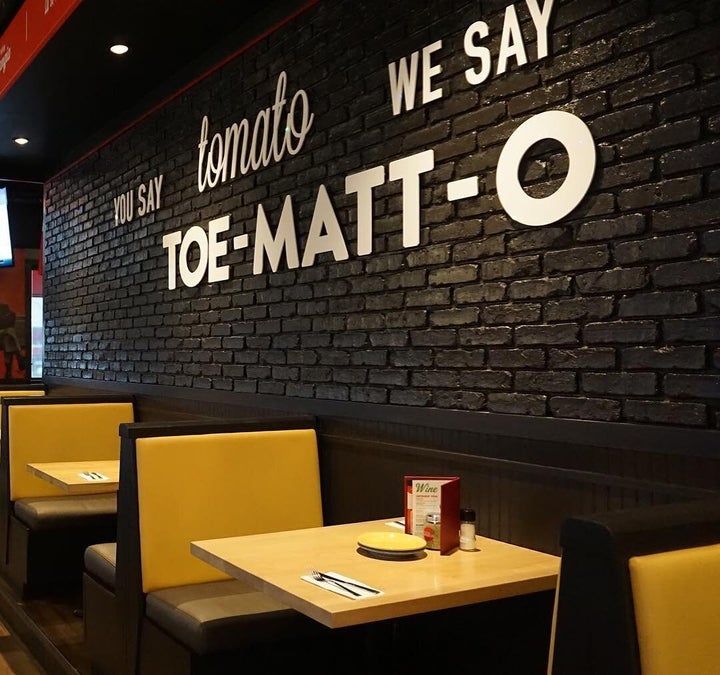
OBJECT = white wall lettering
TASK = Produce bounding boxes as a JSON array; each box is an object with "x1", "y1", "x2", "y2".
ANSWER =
[
  {"x1": 254, "y1": 196, "x2": 300, "y2": 274},
  {"x1": 162, "y1": 105, "x2": 597, "y2": 289},
  {"x1": 179, "y1": 225, "x2": 208, "y2": 287},
  {"x1": 197, "y1": 71, "x2": 314, "y2": 193},
  {"x1": 464, "y1": 21, "x2": 491, "y2": 85},
  {"x1": 496, "y1": 110, "x2": 596, "y2": 226},
  {"x1": 463, "y1": 0, "x2": 554, "y2": 85},
  {"x1": 208, "y1": 215, "x2": 231, "y2": 283},
  {"x1": 162, "y1": 216, "x2": 231, "y2": 289},
  {"x1": 388, "y1": 51, "x2": 419, "y2": 115},
  {"x1": 137, "y1": 174, "x2": 164, "y2": 217},
  {"x1": 527, "y1": 0, "x2": 554, "y2": 60},
  {"x1": 162, "y1": 230, "x2": 182, "y2": 290},
  {"x1": 157, "y1": 0, "x2": 599, "y2": 290},
  {"x1": 113, "y1": 173, "x2": 163, "y2": 225},
  {"x1": 113, "y1": 190, "x2": 134, "y2": 225},
  {"x1": 388, "y1": 150, "x2": 435, "y2": 248},
  {"x1": 497, "y1": 4, "x2": 527, "y2": 75},
  {"x1": 163, "y1": 148, "x2": 451, "y2": 289},
  {"x1": 345, "y1": 166, "x2": 386, "y2": 256},
  {"x1": 0, "y1": 46, "x2": 11, "y2": 74},
  {"x1": 301, "y1": 184, "x2": 349, "y2": 268},
  {"x1": 388, "y1": 40, "x2": 445, "y2": 115},
  {"x1": 422, "y1": 41, "x2": 444, "y2": 106}
]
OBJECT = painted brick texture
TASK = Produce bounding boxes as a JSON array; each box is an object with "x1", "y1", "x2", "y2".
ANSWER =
[{"x1": 43, "y1": 0, "x2": 720, "y2": 428}]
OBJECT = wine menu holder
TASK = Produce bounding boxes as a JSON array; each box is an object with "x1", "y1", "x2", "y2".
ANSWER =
[{"x1": 404, "y1": 475, "x2": 460, "y2": 554}]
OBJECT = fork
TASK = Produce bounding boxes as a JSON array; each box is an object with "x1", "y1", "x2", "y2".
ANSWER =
[
  {"x1": 312, "y1": 570, "x2": 381, "y2": 593},
  {"x1": 311, "y1": 570, "x2": 360, "y2": 596}
]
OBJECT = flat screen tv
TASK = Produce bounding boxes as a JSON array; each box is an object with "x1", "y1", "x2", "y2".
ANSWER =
[{"x1": 0, "y1": 187, "x2": 13, "y2": 268}]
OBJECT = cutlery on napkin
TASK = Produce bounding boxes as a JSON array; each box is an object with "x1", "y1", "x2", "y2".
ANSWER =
[
  {"x1": 79, "y1": 471, "x2": 108, "y2": 481},
  {"x1": 301, "y1": 571, "x2": 382, "y2": 599},
  {"x1": 386, "y1": 518, "x2": 405, "y2": 530}
]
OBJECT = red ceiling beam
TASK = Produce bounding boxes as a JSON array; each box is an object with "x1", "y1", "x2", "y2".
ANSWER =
[{"x1": 0, "y1": 0, "x2": 82, "y2": 101}]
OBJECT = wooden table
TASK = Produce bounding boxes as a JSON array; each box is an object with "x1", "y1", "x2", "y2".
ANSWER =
[
  {"x1": 191, "y1": 517, "x2": 560, "y2": 629},
  {"x1": 26, "y1": 460, "x2": 120, "y2": 494}
]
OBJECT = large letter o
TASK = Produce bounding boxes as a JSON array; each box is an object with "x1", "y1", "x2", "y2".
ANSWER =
[
  {"x1": 496, "y1": 110, "x2": 596, "y2": 226},
  {"x1": 179, "y1": 225, "x2": 209, "y2": 287}
]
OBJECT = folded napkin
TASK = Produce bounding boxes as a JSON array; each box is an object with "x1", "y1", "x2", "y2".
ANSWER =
[{"x1": 301, "y1": 571, "x2": 383, "y2": 599}]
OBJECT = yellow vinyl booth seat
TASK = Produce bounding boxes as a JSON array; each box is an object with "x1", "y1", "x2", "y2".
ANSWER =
[
  {"x1": 83, "y1": 417, "x2": 362, "y2": 675},
  {"x1": 0, "y1": 395, "x2": 134, "y2": 597},
  {"x1": 630, "y1": 543, "x2": 720, "y2": 675},
  {"x1": 549, "y1": 498, "x2": 720, "y2": 675},
  {"x1": 0, "y1": 389, "x2": 45, "y2": 399}
]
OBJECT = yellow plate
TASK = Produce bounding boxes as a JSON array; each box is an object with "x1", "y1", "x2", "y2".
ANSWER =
[{"x1": 357, "y1": 531, "x2": 427, "y2": 552}]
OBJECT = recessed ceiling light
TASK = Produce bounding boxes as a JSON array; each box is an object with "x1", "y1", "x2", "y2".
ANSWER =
[
  {"x1": 110, "y1": 44, "x2": 129, "y2": 55},
  {"x1": 13, "y1": 137, "x2": 29, "y2": 145}
]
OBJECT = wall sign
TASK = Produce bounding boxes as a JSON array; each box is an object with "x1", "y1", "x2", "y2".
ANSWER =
[
  {"x1": 113, "y1": 175, "x2": 164, "y2": 225},
  {"x1": 497, "y1": 111, "x2": 596, "y2": 226},
  {"x1": 196, "y1": 71, "x2": 314, "y2": 193},
  {"x1": 111, "y1": 0, "x2": 598, "y2": 291}
]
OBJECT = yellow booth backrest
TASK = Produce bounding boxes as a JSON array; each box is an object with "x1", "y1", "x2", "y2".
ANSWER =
[
  {"x1": 629, "y1": 543, "x2": 720, "y2": 675},
  {"x1": 0, "y1": 391, "x2": 45, "y2": 439},
  {"x1": 0, "y1": 390, "x2": 45, "y2": 400},
  {"x1": 9, "y1": 402, "x2": 134, "y2": 500},
  {"x1": 136, "y1": 428, "x2": 323, "y2": 593}
]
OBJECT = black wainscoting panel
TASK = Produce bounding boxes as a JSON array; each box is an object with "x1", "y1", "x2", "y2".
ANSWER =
[
  {"x1": 44, "y1": 380, "x2": 720, "y2": 554},
  {"x1": 316, "y1": 433, "x2": 714, "y2": 554}
]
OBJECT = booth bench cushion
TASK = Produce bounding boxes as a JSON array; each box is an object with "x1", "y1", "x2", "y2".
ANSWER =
[
  {"x1": 83, "y1": 420, "x2": 325, "y2": 675},
  {"x1": 145, "y1": 579, "x2": 324, "y2": 655},
  {"x1": 14, "y1": 493, "x2": 117, "y2": 530},
  {"x1": 84, "y1": 542, "x2": 117, "y2": 589}
]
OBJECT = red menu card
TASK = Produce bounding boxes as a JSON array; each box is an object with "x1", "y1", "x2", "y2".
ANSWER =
[{"x1": 404, "y1": 475, "x2": 460, "y2": 554}]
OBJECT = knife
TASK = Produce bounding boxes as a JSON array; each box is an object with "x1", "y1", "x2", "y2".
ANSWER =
[{"x1": 317, "y1": 572, "x2": 380, "y2": 594}]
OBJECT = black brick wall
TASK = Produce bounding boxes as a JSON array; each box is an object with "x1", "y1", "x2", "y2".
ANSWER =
[{"x1": 43, "y1": 0, "x2": 720, "y2": 429}]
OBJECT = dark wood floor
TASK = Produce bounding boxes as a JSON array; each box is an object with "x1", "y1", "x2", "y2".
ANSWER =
[
  {"x1": 21, "y1": 593, "x2": 87, "y2": 675},
  {"x1": 0, "y1": 619, "x2": 48, "y2": 675},
  {"x1": 0, "y1": 577, "x2": 87, "y2": 675}
]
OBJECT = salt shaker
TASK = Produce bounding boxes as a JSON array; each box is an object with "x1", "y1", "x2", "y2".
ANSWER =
[{"x1": 459, "y1": 507, "x2": 476, "y2": 551}]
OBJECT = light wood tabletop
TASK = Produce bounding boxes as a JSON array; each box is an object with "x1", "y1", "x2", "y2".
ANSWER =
[
  {"x1": 26, "y1": 460, "x2": 120, "y2": 494},
  {"x1": 191, "y1": 517, "x2": 560, "y2": 628}
]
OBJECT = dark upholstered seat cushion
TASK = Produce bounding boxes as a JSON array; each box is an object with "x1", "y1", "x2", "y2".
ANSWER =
[
  {"x1": 14, "y1": 493, "x2": 117, "y2": 530},
  {"x1": 84, "y1": 542, "x2": 117, "y2": 589},
  {"x1": 145, "y1": 579, "x2": 326, "y2": 654}
]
